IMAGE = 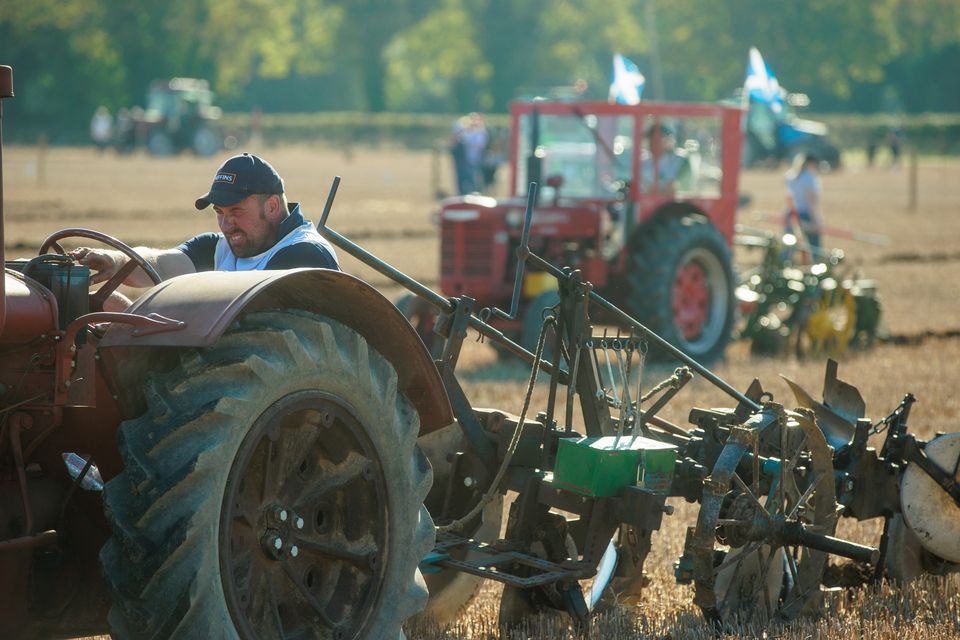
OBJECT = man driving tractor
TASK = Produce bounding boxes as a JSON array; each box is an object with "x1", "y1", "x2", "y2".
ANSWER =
[{"x1": 70, "y1": 153, "x2": 340, "y2": 309}]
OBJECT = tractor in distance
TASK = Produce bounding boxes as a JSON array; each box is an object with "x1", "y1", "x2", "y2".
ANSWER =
[
  {"x1": 424, "y1": 98, "x2": 744, "y2": 364},
  {"x1": 131, "y1": 77, "x2": 227, "y2": 157},
  {"x1": 739, "y1": 88, "x2": 842, "y2": 170}
]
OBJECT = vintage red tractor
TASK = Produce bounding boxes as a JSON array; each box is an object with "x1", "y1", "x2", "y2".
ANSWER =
[
  {"x1": 0, "y1": 65, "x2": 439, "y2": 639},
  {"x1": 426, "y1": 99, "x2": 744, "y2": 363}
]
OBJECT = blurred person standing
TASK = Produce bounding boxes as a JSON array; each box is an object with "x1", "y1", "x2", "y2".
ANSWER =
[
  {"x1": 90, "y1": 106, "x2": 113, "y2": 153},
  {"x1": 462, "y1": 112, "x2": 489, "y2": 193},
  {"x1": 114, "y1": 108, "x2": 136, "y2": 154},
  {"x1": 449, "y1": 115, "x2": 470, "y2": 195},
  {"x1": 784, "y1": 152, "x2": 823, "y2": 251},
  {"x1": 887, "y1": 124, "x2": 904, "y2": 168}
]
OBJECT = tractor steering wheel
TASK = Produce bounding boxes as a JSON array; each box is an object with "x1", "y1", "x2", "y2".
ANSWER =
[{"x1": 39, "y1": 228, "x2": 163, "y2": 312}]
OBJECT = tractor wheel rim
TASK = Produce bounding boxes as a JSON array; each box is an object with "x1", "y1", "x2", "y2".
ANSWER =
[
  {"x1": 220, "y1": 391, "x2": 389, "y2": 640},
  {"x1": 671, "y1": 247, "x2": 728, "y2": 349},
  {"x1": 673, "y1": 261, "x2": 709, "y2": 340}
]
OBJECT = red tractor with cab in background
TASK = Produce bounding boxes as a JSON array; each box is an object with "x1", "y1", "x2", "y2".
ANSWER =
[{"x1": 415, "y1": 99, "x2": 744, "y2": 363}]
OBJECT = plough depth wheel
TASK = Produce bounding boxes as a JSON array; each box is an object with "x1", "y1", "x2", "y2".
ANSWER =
[{"x1": 686, "y1": 407, "x2": 838, "y2": 627}]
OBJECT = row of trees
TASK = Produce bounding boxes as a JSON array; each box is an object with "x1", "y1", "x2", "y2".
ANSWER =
[{"x1": 2, "y1": 0, "x2": 959, "y2": 140}]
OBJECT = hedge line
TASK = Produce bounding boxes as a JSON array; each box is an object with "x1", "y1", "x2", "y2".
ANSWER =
[
  {"x1": 221, "y1": 111, "x2": 510, "y2": 150},
  {"x1": 811, "y1": 113, "x2": 960, "y2": 155},
  {"x1": 221, "y1": 110, "x2": 960, "y2": 155}
]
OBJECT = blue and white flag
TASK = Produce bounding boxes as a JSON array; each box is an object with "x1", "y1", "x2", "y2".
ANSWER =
[
  {"x1": 744, "y1": 46, "x2": 783, "y2": 114},
  {"x1": 608, "y1": 53, "x2": 645, "y2": 105}
]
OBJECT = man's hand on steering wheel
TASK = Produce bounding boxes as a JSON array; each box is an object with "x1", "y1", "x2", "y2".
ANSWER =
[
  {"x1": 70, "y1": 246, "x2": 128, "y2": 285},
  {"x1": 40, "y1": 228, "x2": 165, "y2": 313}
]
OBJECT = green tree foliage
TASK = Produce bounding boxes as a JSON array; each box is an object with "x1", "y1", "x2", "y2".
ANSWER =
[
  {"x1": 381, "y1": 0, "x2": 645, "y2": 111},
  {"x1": 654, "y1": 0, "x2": 901, "y2": 101},
  {"x1": 330, "y1": 0, "x2": 427, "y2": 111},
  {"x1": 384, "y1": 0, "x2": 490, "y2": 112},
  {"x1": 200, "y1": 0, "x2": 341, "y2": 94},
  {"x1": 1, "y1": 0, "x2": 125, "y2": 133}
]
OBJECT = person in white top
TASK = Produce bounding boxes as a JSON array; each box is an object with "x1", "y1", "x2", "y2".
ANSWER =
[
  {"x1": 784, "y1": 152, "x2": 823, "y2": 250},
  {"x1": 90, "y1": 106, "x2": 113, "y2": 152}
]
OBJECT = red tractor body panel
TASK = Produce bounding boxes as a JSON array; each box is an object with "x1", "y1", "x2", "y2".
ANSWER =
[
  {"x1": 439, "y1": 196, "x2": 606, "y2": 302},
  {"x1": 0, "y1": 272, "x2": 58, "y2": 343}
]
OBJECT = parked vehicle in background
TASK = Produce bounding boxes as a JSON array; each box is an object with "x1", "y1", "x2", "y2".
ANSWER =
[
  {"x1": 742, "y1": 89, "x2": 841, "y2": 170},
  {"x1": 127, "y1": 78, "x2": 227, "y2": 157},
  {"x1": 424, "y1": 99, "x2": 744, "y2": 363}
]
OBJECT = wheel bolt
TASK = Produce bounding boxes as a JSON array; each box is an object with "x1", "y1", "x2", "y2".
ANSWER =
[
  {"x1": 295, "y1": 516, "x2": 305, "y2": 530},
  {"x1": 261, "y1": 531, "x2": 284, "y2": 559},
  {"x1": 267, "y1": 504, "x2": 289, "y2": 526},
  {"x1": 290, "y1": 545, "x2": 299, "y2": 558}
]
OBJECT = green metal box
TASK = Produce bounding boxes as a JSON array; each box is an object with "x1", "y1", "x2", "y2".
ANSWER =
[{"x1": 553, "y1": 435, "x2": 677, "y2": 497}]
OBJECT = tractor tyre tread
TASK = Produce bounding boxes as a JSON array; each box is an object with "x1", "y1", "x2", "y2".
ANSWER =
[
  {"x1": 626, "y1": 215, "x2": 735, "y2": 364},
  {"x1": 101, "y1": 309, "x2": 433, "y2": 640}
]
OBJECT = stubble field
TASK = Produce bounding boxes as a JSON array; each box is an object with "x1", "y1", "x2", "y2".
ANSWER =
[{"x1": 4, "y1": 143, "x2": 960, "y2": 639}]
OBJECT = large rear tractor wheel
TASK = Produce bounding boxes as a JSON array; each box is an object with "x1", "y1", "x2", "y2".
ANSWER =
[
  {"x1": 147, "y1": 130, "x2": 175, "y2": 156},
  {"x1": 192, "y1": 126, "x2": 222, "y2": 156},
  {"x1": 101, "y1": 310, "x2": 434, "y2": 640},
  {"x1": 627, "y1": 216, "x2": 735, "y2": 364}
]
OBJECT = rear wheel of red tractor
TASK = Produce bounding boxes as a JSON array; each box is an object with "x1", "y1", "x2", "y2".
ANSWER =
[
  {"x1": 627, "y1": 216, "x2": 735, "y2": 364},
  {"x1": 101, "y1": 310, "x2": 434, "y2": 640}
]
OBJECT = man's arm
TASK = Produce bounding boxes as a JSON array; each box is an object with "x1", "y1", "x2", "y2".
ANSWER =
[{"x1": 70, "y1": 246, "x2": 197, "y2": 287}]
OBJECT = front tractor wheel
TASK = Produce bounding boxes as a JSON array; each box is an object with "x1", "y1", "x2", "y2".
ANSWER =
[
  {"x1": 627, "y1": 216, "x2": 735, "y2": 364},
  {"x1": 101, "y1": 310, "x2": 434, "y2": 640}
]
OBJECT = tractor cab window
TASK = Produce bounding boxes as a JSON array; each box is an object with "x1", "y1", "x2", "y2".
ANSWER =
[
  {"x1": 640, "y1": 115, "x2": 724, "y2": 198},
  {"x1": 515, "y1": 112, "x2": 633, "y2": 201}
]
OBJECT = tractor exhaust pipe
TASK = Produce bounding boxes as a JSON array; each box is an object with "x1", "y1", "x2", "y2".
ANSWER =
[{"x1": 0, "y1": 65, "x2": 12, "y2": 336}]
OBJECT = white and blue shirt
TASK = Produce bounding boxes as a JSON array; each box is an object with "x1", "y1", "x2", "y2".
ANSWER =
[{"x1": 178, "y1": 202, "x2": 340, "y2": 272}]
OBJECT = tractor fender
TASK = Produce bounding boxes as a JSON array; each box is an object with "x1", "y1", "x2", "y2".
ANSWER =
[{"x1": 97, "y1": 268, "x2": 452, "y2": 435}]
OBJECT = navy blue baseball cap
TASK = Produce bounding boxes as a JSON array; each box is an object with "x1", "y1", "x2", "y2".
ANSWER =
[{"x1": 195, "y1": 153, "x2": 284, "y2": 210}]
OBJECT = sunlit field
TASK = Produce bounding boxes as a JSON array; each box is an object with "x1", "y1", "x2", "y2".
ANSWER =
[{"x1": 4, "y1": 143, "x2": 959, "y2": 639}]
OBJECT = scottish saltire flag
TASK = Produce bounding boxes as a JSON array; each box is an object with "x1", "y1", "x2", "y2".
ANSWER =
[
  {"x1": 744, "y1": 46, "x2": 783, "y2": 113},
  {"x1": 608, "y1": 53, "x2": 645, "y2": 105}
]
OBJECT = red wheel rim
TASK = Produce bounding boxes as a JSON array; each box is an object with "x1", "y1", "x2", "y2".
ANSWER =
[{"x1": 673, "y1": 260, "x2": 709, "y2": 340}]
